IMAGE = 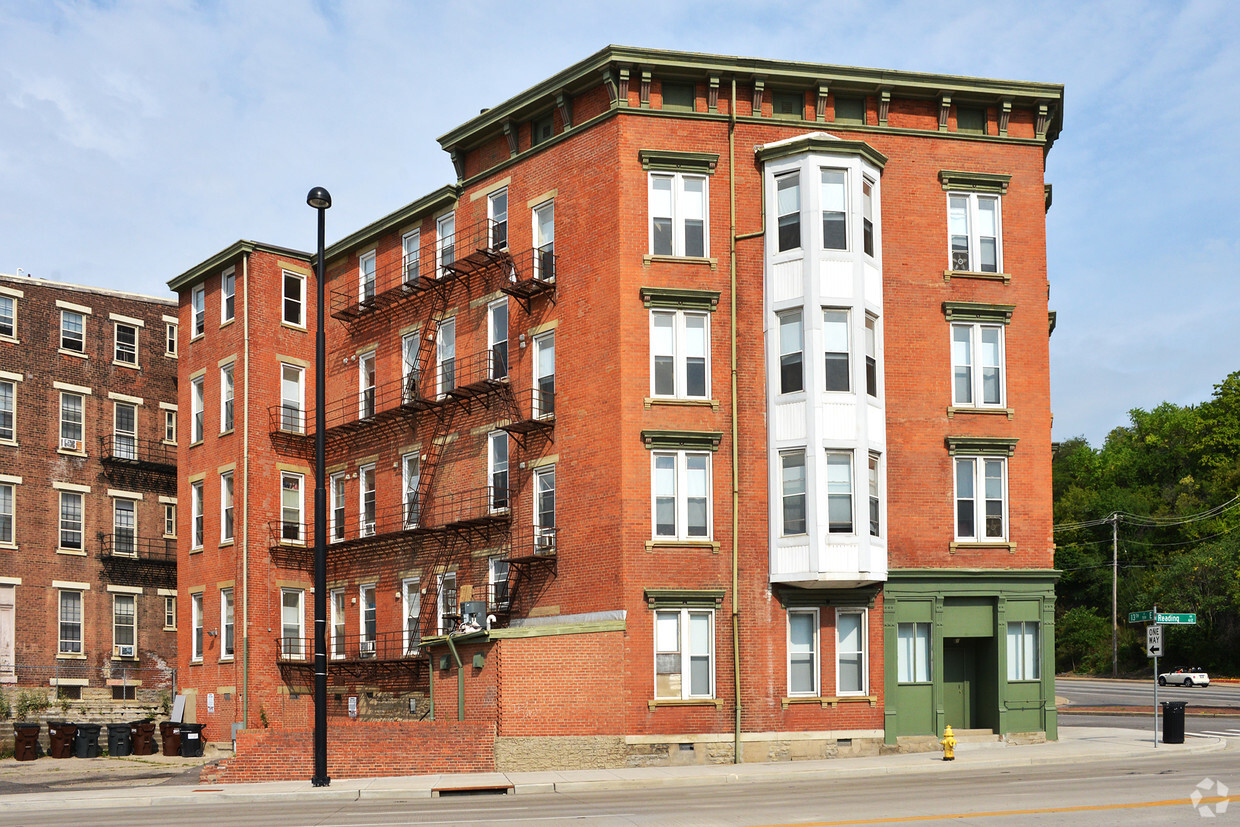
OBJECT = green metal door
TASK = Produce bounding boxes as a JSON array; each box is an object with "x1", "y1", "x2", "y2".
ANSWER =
[{"x1": 943, "y1": 640, "x2": 976, "y2": 730}]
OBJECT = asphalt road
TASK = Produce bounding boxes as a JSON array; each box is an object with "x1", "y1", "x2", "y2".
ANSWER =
[{"x1": 1056, "y1": 676, "x2": 1240, "y2": 709}]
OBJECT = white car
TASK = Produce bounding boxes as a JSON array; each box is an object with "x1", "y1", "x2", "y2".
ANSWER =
[{"x1": 1158, "y1": 667, "x2": 1210, "y2": 687}]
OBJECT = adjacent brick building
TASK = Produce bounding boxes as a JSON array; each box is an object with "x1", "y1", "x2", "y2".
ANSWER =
[
  {"x1": 0, "y1": 273, "x2": 178, "y2": 703},
  {"x1": 170, "y1": 46, "x2": 1063, "y2": 772}
]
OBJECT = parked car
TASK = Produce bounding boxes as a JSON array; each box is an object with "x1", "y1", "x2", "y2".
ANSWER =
[{"x1": 1158, "y1": 667, "x2": 1210, "y2": 687}]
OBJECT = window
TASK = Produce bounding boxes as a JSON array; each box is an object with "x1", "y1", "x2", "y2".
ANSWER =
[
  {"x1": 192, "y1": 285, "x2": 205, "y2": 336},
  {"x1": 489, "y1": 558, "x2": 509, "y2": 609},
  {"x1": 359, "y1": 250, "x2": 376, "y2": 303},
  {"x1": 489, "y1": 431, "x2": 509, "y2": 511},
  {"x1": 330, "y1": 473, "x2": 346, "y2": 540},
  {"x1": 0, "y1": 296, "x2": 13, "y2": 338},
  {"x1": 358, "y1": 351, "x2": 376, "y2": 419},
  {"x1": 61, "y1": 310, "x2": 85, "y2": 352},
  {"x1": 862, "y1": 178, "x2": 875, "y2": 257},
  {"x1": 788, "y1": 609, "x2": 818, "y2": 696},
  {"x1": 164, "y1": 595, "x2": 176, "y2": 630},
  {"x1": 488, "y1": 188, "x2": 508, "y2": 249},
  {"x1": 772, "y1": 90, "x2": 802, "y2": 118},
  {"x1": 436, "y1": 317, "x2": 455, "y2": 396},
  {"x1": 834, "y1": 96, "x2": 865, "y2": 124},
  {"x1": 191, "y1": 593, "x2": 204, "y2": 660},
  {"x1": 220, "y1": 363, "x2": 234, "y2": 431},
  {"x1": 897, "y1": 622, "x2": 931, "y2": 683},
  {"x1": 113, "y1": 595, "x2": 136, "y2": 657},
  {"x1": 530, "y1": 113, "x2": 553, "y2": 146},
  {"x1": 534, "y1": 331, "x2": 555, "y2": 417},
  {"x1": 437, "y1": 572, "x2": 457, "y2": 635},
  {"x1": 650, "y1": 310, "x2": 708, "y2": 399},
  {"x1": 59, "y1": 591, "x2": 82, "y2": 654},
  {"x1": 780, "y1": 451, "x2": 807, "y2": 536},
  {"x1": 281, "y1": 473, "x2": 303, "y2": 543},
  {"x1": 956, "y1": 105, "x2": 986, "y2": 134},
  {"x1": 402, "y1": 229, "x2": 421, "y2": 286},
  {"x1": 955, "y1": 457, "x2": 1006, "y2": 541},
  {"x1": 652, "y1": 451, "x2": 710, "y2": 540},
  {"x1": 1007, "y1": 621, "x2": 1040, "y2": 680},
  {"x1": 826, "y1": 451, "x2": 854, "y2": 534},
  {"x1": 436, "y1": 212, "x2": 456, "y2": 275},
  {"x1": 114, "y1": 323, "x2": 137, "y2": 365},
  {"x1": 190, "y1": 480, "x2": 204, "y2": 549},
  {"x1": 221, "y1": 588, "x2": 234, "y2": 658},
  {"x1": 823, "y1": 309, "x2": 850, "y2": 392},
  {"x1": 114, "y1": 402, "x2": 137, "y2": 461},
  {"x1": 165, "y1": 321, "x2": 178, "y2": 355},
  {"x1": 0, "y1": 483, "x2": 13, "y2": 545},
  {"x1": 402, "y1": 454, "x2": 419, "y2": 528},
  {"x1": 280, "y1": 364, "x2": 304, "y2": 433},
  {"x1": 220, "y1": 471, "x2": 234, "y2": 542},
  {"x1": 778, "y1": 310, "x2": 803, "y2": 394},
  {"x1": 163, "y1": 503, "x2": 176, "y2": 538},
  {"x1": 359, "y1": 464, "x2": 376, "y2": 537},
  {"x1": 661, "y1": 81, "x2": 694, "y2": 110},
  {"x1": 534, "y1": 465, "x2": 556, "y2": 552},
  {"x1": 281, "y1": 589, "x2": 303, "y2": 658},
  {"x1": 534, "y1": 200, "x2": 555, "y2": 280},
  {"x1": 951, "y1": 323, "x2": 1004, "y2": 407},
  {"x1": 190, "y1": 376, "x2": 204, "y2": 443},
  {"x1": 113, "y1": 498, "x2": 136, "y2": 556},
  {"x1": 776, "y1": 172, "x2": 800, "y2": 252},
  {"x1": 654, "y1": 609, "x2": 713, "y2": 699},
  {"x1": 865, "y1": 314, "x2": 878, "y2": 397},
  {"x1": 360, "y1": 584, "x2": 376, "y2": 656},
  {"x1": 868, "y1": 453, "x2": 881, "y2": 538},
  {"x1": 837, "y1": 610, "x2": 867, "y2": 694},
  {"x1": 649, "y1": 172, "x2": 707, "y2": 257},
  {"x1": 821, "y1": 169, "x2": 847, "y2": 250},
  {"x1": 402, "y1": 579, "x2": 420, "y2": 654},
  {"x1": 948, "y1": 192, "x2": 1000, "y2": 273},
  {"x1": 59, "y1": 492, "x2": 83, "y2": 550},
  {"x1": 163, "y1": 409, "x2": 176, "y2": 444},
  {"x1": 283, "y1": 271, "x2": 305, "y2": 326},
  {"x1": 401, "y1": 331, "x2": 420, "y2": 402},
  {"x1": 488, "y1": 300, "x2": 508, "y2": 380},
  {"x1": 59, "y1": 392, "x2": 84, "y2": 451},
  {"x1": 331, "y1": 589, "x2": 345, "y2": 659},
  {"x1": 0, "y1": 380, "x2": 14, "y2": 442},
  {"x1": 221, "y1": 267, "x2": 235, "y2": 322}
]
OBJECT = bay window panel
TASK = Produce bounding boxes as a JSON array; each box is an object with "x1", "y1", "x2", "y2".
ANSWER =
[
  {"x1": 820, "y1": 169, "x2": 847, "y2": 250},
  {"x1": 779, "y1": 310, "x2": 803, "y2": 394},
  {"x1": 823, "y1": 309, "x2": 850, "y2": 392},
  {"x1": 781, "y1": 451, "x2": 807, "y2": 536},
  {"x1": 868, "y1": 453, "x2": 881, "y2": 537},
  {"x1": 776, "y1": 173, "x2": 801, "y2": 252},
  {"x1": 826, "y1": 452, "x2": 854, "y2": 534},
  {"x1": 862, "y1": 179, "x2": 875, "y2": 257},
  {"x1": 865, "y1": 315, "x2": 878, "y2": 397}
]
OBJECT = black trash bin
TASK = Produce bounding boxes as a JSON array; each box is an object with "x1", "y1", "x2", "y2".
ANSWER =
[
  {"x1": 73, "y1": 723, "x2": 101, "y2": 758},
  {"x1": 129, "y1": 720, "x2": 156, "y2": 756},
  {"x1": 48, "y1": 722, "x2": 76, "y2": 759},
  {"x1": 159, "y1": 721, "x2": 181, "y2": 757},
  {"x1": 13, "y1": 723, "x2": 41, "y2": 762},
  {"x1": 107, "y1": 723, "x2": 132, "y2": 757},
  {"x1": 179, "y1": 723, "x2": 204, "y2": 758},
  {"x1": 1162, "y1": 701, "x2": 1187, "y2": 744}
]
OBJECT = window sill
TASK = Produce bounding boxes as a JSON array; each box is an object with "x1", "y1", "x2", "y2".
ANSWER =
[
  {"x1": 189, "y1": 440, "x2": 203, "y2": 448},
  {"x1": 645, "y1": 539, "x2": 721, "y2": 553},
  {"x1": 280, "y1": 321, "x2": 308, "y2": 333},
  {"x1": 647, "y1": 698, "x2": 724, "y2": 710},
  {"x1": 0, "y1": 543, "x2": 16, "y2": 551},
  {"x1": 219, "y1": 657, "x2": 235, "y2": 663},
  {"x1": 162, "y1": 440, "x2": 176, "y2": 447},
  {"x1": 57, "y1": 653, "x2": 87, "y2": 661},
  {"x1": 219, "y1": 428, "x2": 235, "y2": 437},
  {"x1": 943, "y1": 269, "x2": 1010, "y2": 284},
  {"x1": 642, "y1": 254, "x2": 718, "y2": 270},
  {"x1": 781, "y1": 695, "x2": 877, "y2": 709},
  {"x1": 163, "y1": 626, "x2": 177, "y2": 632},
  {"x1": 949, "y1": 541, "x2": 1016, "y2": 554},
  {"x1": 644, "y1": 397, "x2": 720, "y2": 412},
  {"x1": 190, "y1": 658, "x2": 203, "y2": 665},
  {"x1": 57, "y1": 448, "x2": 88, "y2": 458},
  {"x1": 947, "y1": 406, "x2": 1013, "y2": 419},
  {"x1": 0, "y1": 335, "x2": 19, "y2": 345},
  {"x1": 110, "y1": 656, "x2": 139, "y2": 663},
  {"x1": 190, "y1": 333, "x2": 204, "y2": 343},
  {"x1": 164, "y1": 351, "x2": 178, "y2": 359},
  {"x1": 56, "y1": 548, "x2": 86, "y2": 557},
  {"x1": 112, "y1": 361, "x2": 140, "y2": 370},
  {"x1": 189, "y1": 547, "x2": 203, "y2": 555},
  {"x1": 58, "y1": 349, "x2": 88, "y2": 359},
  {"x1": 0, "y1": 439, "x2": 16, "y2": 448},
  {"x1": 220, "y1": 318, "x2": 235, "y2": 330},
  {"x1": 219, "y1": 540, "x2": 235, "y2": 548}
]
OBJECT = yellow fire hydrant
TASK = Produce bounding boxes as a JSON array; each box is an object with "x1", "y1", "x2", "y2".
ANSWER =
[{"x1": 940, "y1": 725, "x2": 957, "y2": 761}]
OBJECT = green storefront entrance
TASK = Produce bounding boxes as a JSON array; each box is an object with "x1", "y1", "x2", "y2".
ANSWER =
[{"x1": 882, "y1": 569, "x2": 1058, "y2": 744}]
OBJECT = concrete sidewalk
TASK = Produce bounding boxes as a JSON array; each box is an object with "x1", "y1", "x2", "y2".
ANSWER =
[{"x1": 0, "y1": 726, "x2": 1229, "y2": 813}]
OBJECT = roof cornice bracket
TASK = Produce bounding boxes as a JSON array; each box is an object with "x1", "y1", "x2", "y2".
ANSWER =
[
  {"x1": 815, "y1": 82, "x2": 830, "y2": 122},
  {"x1": 938, "y1": 93, "x2": 952, "y2": 131},
  {"x1": 555, "y1": 90, "x2": 573, "y2": 130},
  {"x1": 878, "y1": 88, "x2": 892, "y2": 126}
]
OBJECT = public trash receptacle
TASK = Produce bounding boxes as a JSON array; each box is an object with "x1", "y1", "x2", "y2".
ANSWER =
[
  {"x1": 159, "y1": 721, "x2": 181, "y2": 757},
  {"x1": 48, "y1": 722, "x2": 76, "y2": 759},
  {"x1": 129, "y1": 720, "x2": 156, "y2": 756},
  {"x1": 73, "y1": 723, "x2": 101, "y2": 758},
  {"x1": 179, "y1": 723, "x2": 204, "y2": 758},
  {"x1": 1162, "y1": 701, "x2": 1187, "y2": 744},
  {"x1": 13, "y1": 723, "x2": 41, "y2": 762},
  {"x1": 107, "y1": 723, "x2": 132, "y2": 757}
]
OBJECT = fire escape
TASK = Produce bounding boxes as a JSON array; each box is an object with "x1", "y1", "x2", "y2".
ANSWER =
[{"x1": 97, "y1": 435, "x2": 177, "y2": 590}]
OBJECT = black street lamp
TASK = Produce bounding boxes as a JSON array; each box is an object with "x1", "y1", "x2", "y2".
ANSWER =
[{"x1": 306, "y1": 186, "x2": 331, "y2": 787}]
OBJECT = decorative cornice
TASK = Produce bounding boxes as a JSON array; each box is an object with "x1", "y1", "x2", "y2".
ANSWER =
[
  {"x1": 707, "y1": 75, "x2": 720, "y2": 112},
  {"x1": 1044, "y1": 183, "x2": 1053, "y2": 212},
  {"x1": 640, "y1": 286, "x2": 720, "y2": 311},
  {"x1": 945, "y1": 436, "x2": 1019, "y2": 457},
  {"x1": 169, "y1": 240, "x2": 310, "y2": 292},
  {"x1": 1048, "y1": 310, "x2": 1057, "y2": 336},
  {"x1": 942, "y1": 301, "x2": 1014, "y2": 324},
  {"x1": 938, "y1": 93, "x2": 952, "y2": 131},
  {"x1": 644, "y1": 588, "x2": 724, "y2": 609},
  {"x1": 878, "y1": 88, "x2": 892, "y2": 126},
  {"x1": 755, "y1": 135, "x2": 888, "y2": 170},
  {"x1": 638, "y1": 149, "x2": 719, "y2": 174},
  {"x1": 320, "y1": 186, "x2": 460, "y2": 266},
  {"x1": 999, "y1": 98, "x2": 1013, "y2": 137},
  {"x1": 641, "y1": 429, "x2": 723, "y2": 451},
  {"x1": 502, "y1": 120, "x2": 518, "y2": 158},
  {"x1": 815, "y1": 83, "x2": 830, "y2": 122},
  {"x1": 938, "y1": 170, "x2": 1011, "y2": 194},
  {"x1": 639, "y1": 69, "x2": 652, "y2": 108},
  {"x1": 752, "y1": 76, "x2": 765, "y2": 117},
  {"x1": 555, "y1": 90, "x2": 573, "y2": 129}
]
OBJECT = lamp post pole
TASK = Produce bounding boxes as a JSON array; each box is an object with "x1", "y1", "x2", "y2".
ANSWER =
[{"x1": 307, "y1": 186, "x2": 331, "y2": 787}]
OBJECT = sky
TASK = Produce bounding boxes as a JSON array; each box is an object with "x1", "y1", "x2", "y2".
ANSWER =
[{"x1": 1, "y1": 0, "x2": 1237, "y2": 447}]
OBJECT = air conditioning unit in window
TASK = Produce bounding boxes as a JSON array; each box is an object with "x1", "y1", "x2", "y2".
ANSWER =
[
  {"x1": 60, "y1": 437, "x2": 81, "y2": 451},
  {"x1": 362, "y1": 522, "x2": 376, "y2": 537},
  {"x1": 359, "y1": 640, "x2": 375, "y2": 657},
  {"x1": 534, "y1": 532, "x2": 556, "y2": 555},
  {"x1": 114, "y1": 645, "x2": 135, "y2": 658}
]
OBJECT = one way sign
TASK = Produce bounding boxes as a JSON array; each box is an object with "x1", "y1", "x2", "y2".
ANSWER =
[{"x1": 1147, "y1": 624, "x2": 1164, "y2": 657}]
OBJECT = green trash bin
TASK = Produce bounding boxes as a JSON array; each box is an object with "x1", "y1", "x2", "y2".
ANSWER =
[
  {"x1": 73, "y1": 723, "x2": 101, "y2": 758},
  {"x1": 107, "y1": 723, "x2": 132, "y2": 757}
]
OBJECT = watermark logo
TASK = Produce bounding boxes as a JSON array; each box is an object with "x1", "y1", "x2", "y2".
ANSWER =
[{"x1": 1190, "y1": 777, "x2": 1230, "y2": 818}]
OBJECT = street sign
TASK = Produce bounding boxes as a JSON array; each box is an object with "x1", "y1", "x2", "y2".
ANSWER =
[
  {"x1": 1155, "y1": 613, "x2": 1196, "y2": 625},
  {"x1": 1147, "y1": 625, "x2": 1163, "y2": 657},
  {"x1": 1128, "y1": 610, "x2": 1154, "y2": 623}
]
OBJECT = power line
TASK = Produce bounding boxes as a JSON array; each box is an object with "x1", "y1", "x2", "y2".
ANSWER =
[{"x1": 1053, "y1": 493, "x2": 1240, "y2": 533}]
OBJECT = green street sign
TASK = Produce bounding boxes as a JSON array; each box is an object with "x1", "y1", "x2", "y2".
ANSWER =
[
  {"x1": 1155, "y1": 613, "x2": 1196, "y2": 625},
  {"x1": 1128, "y1": 611, "x2": 1154, "y2": 623}
]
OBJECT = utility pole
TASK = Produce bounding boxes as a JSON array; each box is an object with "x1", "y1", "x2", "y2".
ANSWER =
[{"x1": 1111, "y1": 512, "x2": 1119, "y2": 679}]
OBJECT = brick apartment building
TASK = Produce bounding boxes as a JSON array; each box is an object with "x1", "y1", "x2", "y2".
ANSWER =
[
  {"x1": 169, "y1": 46, "x2": 1063, "y2": 770},
  {"x1": 0, "y1": 273, "x2": 178, "y2": 702}
]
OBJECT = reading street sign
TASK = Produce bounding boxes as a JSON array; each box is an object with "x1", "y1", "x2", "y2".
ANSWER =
[{"x1": 1127, "y1": 611, "x2": 1196, "y2": 625}]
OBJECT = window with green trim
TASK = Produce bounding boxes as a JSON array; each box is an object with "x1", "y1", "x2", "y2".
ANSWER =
[
  {"x1": 661, "y1": 81, "x2": 694, "y2": 111},
  {"x1": 834, "y1": 96, "x2": 865, "y2": 124},
  {"x1": 651, "y1": 309, "x2": 709, "y2": 399},
  {"x1": 948, "y1": 192, "x2": 1001, "y2": 273},
  {"x1": 650, "y1": 172, "x2": 707, "y2": 257},
  {"x1": 655, "y1": 608, "x2": 714, "y2": 699}
]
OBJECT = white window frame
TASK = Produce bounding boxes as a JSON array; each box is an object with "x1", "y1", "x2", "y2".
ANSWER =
[
  {"x1": 282, "y1": 270, "x2": 306, "y2": 327},
  {"x1": 651, "y1": 450, "x2": 712, "y2": 541},
  {"x1": 59, "y1": 391, "x2": 84, "y2": 452},
  {"x1": 164, "y1": 595, "x2": 176, "y2": 630},
  {"x1": 534, "y1": 465, "x2": 556, "y2": 553},
  {"x1": 778, "y1": 309, "x2": 803, "y2": 395},
  {"x1": 868, "y1": 452, "x2": 882, "y2": 538},
  {"x1": 897, "y1": 622, "x2": 931, "y2": 683},
  {"x1": 59, "y1": 590, "x2": 83, "y2": 655},
  {"x1": 330, "y1": 588, "x2": 345, "y2": 659},
  {"x1": 775, "y1": 171, "x2": 801, "y2": 252},
  {"x1": 112, "y1": 496, "x2": 137, "y2": 556},
  {"x1": 359, "y1": 464, "x2": 376, "y2": 537},
  {"x1": 402, "y1": 578, "x2": 421, "y2": 654},
  {"x1": 403, "y1": 452, "x2": 419, "y2": 529},
  {"x1": 191, "y1": 285, "x2": 205, "y2": 336},
  {"x1": 221, "y1": 266, "x2": 235, "y2": 323},
  {"x1": 1007, "y1": 621, "x2": 1040, "y2": 681},
  {"x1": 822, "y1": 308, "x2": 850, "y2": 393},
  {"x1": 280, "y1": 588, "x2": 303, "y2": 659},
  {"x1": 780, "y1": 450, "x2": 807, "y2": 537},
  {"x1": 947, "y1": 191, "x2": 1001, "y2": 273},
  {"x1": 436, "y1": 317, "x2": 456, "y2": 397},
  {"x1": 488, "y1": 299, "x2": 508, "y2": 381},
  {"x1": 220, "y1": 363, "x2": 235, "y2": 432},
  {"x1": 0, "y1": 295, "x2": 14, "y2": 340},
  {"x1": 954, "y1": 456, "x2": 1008, "y2": 541},
  {"x1": 112, "y1": 594, "x2": 136, "y2": 658},
  {"x1": 787, "y1": 608, "x2": 819, "y2": 697},
  {"x1": 488, "y1": 431, "x2": 509, "y2": 512},
  {"x1": 190, "y1": 376, "x2": 204, "y2": 443},
  {"x1": 281, "y1": 472, "x2": 304, "y2": 544},
  {"x1": 163, "y1": 502, "x2": 176, "y2": 538},
  {"x1": 950, "y1": 322, "x2": 1005, "y2": 408},
  {"x1": 533, "y1": 200, "x2": 555, "y2": 280},
  {"x1": 533, "y1": 330, "x2": 555, "y2": 418},
  {"x1": 358, "y1": 350, "x2": 376, "y2": 420},
  {"x1": 329, "y1": 472, "x2": 347, "y2": 541},
  {"x1": 0, "y1": 379, "x2": 15, "y2": 444},
  {"x1": 220, "y1": 471, "x2": 234, "y2": 543},
  {"x1": 401, "y1": 330, "x2": 420, "y2": 402},
  {"x1": 0, "y1": 482, "x2": 13, "y2": 547},
  {"x1": 280, "y1": 364, "x2": 305, "y2": 433},
  {"x1": 163, "y1": 409, "x2": 177, "y2": 444},
  {"x1": 436, "y1": 212, "x2": 456, "y2": 276},
  {"x1": 654, "y1": 608, "x2": 715, "y2": 699},
  {"x1": 191, "y1": 592, "x2": 204, "y2": 661},
  {"x1": 650, "y1": 310, "x2": 709, "y2": 399},
  {"x1": 865, "y1": 313, "x2": 879, "y2": 398},
  {"x1": 358, "y1": 250, "x2": 377, "y2": 303},
  {"x1": 59, "y1": 491, "x2": 84, "y2": 551},
  {"x1": 221, "y1": 588, "x2": 234, "y2": 659},
  {"x1": 165, "y1": 321, "x2": 178, "y2": 356},
  {"x1": 190, "y1": 480, "x2": 204, "y2": 549},
  {"x1": 402, "y1": 229, "x2": 421, "y2": 286},
  {"x1": 648, "y1": 172, "x2": 708, "y2": 258},
  {"x1": 825, "y1": 450, "x2": 854, "y2": 535},
  {"x1": 488, "y1": 558, "x2": 509, "y2": 610},
  {"x1": 836, "y1": 608, "x2": 868, "y2": 695},
  {"x1": 114, "y1": 322, "x2": 138, "y2": 367},
  {"x1": 488, "y1": 188, "x2": 509, "y2": 250},
  {"x1": 436, "y1": 572, "x2": 457, "y2": 635},
  {"x1": 862, "y1": 177, "x2": 876, "y2": 258},
  {"x1": 359, "y1": 583, "x2": 376, "y2": 656},
  {"x1": 820, "y1": 168, "x2": 848, "y2": 251}
]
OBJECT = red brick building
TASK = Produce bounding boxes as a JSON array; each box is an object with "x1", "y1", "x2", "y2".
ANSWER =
[
  {"x1": 170, "y1": 47, "x2": 1063, "y2": 769},
  {"x1": 0, "y1": 273, "x2": 178, "y2": 703}
]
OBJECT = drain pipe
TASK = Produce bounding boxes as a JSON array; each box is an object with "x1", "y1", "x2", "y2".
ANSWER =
[
  {"x1": 729, "y1": 77, "x2": 742, "y2": 765},
  {"x1": 444, "y1": 637, "x2": 464, "y2": 721},
  {"x1": 241, "y1": 252, "x2": 251, "y2": 731}
]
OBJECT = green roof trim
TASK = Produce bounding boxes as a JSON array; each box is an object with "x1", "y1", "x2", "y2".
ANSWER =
[
  {"x1": 1044, "y1": 183, "x2": 1053, "y2": 212},
  {"x1": 942, "y1": 301, "x2": 1014, "y2": 324},
  {"x1": 321, "y1": 185, "x2": 460, "y2": 266},
  {"x1": 640, "y1": 286, "x2": 720, "y2": 311},
  {"x1": 639, "y1": 149, "x2": 719, "y2": 174},
  {"x1": 755, "y1": 135, "x2": 888, "y2": 169},
  {"x1": 644, "y1": 588, "x2": 725, "y2": 609},
  {"x1": 939, "y1": 170, "x2": 1011, "y2": 194},
  {"x1": 1048, "y1": 310, "x2": 1057, "y2": 336},
  {"x1": 776, "y1": 585, "x2": 880, "y2": 609},
  {"x1": 641, "y1": 429, "x2": 723, "y2": 451},
  {"x1": 168, "y1": 240, "x2": 310, "y2": 293},
  {"x1": 883, "y1": 568, "x2": 1060, "y2": 595},
  {"x1": 945, "y1": 436, "x2": 1019, "y2": 457}
]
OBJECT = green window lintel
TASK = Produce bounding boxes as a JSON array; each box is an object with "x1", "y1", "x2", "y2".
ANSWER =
[
  {"x1": 640, "y1": 286, "x2": 720, "y2": 311},
  {"x1": 642, "y1": 429, "x2": 723, "y2": 452},
  {"x1": 756, "y1": 136, "x2": 887, "y2": 170},
  {"x1": 942, "y1": 301, "x2": 1014, "y2": 324},
  {"x1": 939, "y1": 170, "x2": 1011, "y2": 194},
  {"x1": 946, "y1": 436, "x2": 1019, "y2": 457},
  {"x1": 776, "y1": 585, "x2": 880, "y2": 609},
  {"x1": 645, "y1": 588, "x2": 724, "y2": 609},
  {"x1": 639, "y1": 149, "x2": 719, "y2": 174}
]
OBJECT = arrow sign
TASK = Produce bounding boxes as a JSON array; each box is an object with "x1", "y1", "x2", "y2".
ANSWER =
[
  {"x1": 1147, "y1": 625, "x2": 1163, "y2": 656},
  {"x1": 1155, "y1": 613, "x2": 1196, "y2": 625},
  {"x1": 1128, "y1": 610, "x2": 1154, "y2": 623}
]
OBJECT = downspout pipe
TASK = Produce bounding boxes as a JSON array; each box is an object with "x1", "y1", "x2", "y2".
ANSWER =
[
  {"x1": 729, "y1": 77, "x2": 742, "y2": 765},
  {"x1": 241, "y1": 252, "x2": 251, "y2": 733},
  {"x1": 444, "y1": 637, "x2": 465, "y2": 722}
]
